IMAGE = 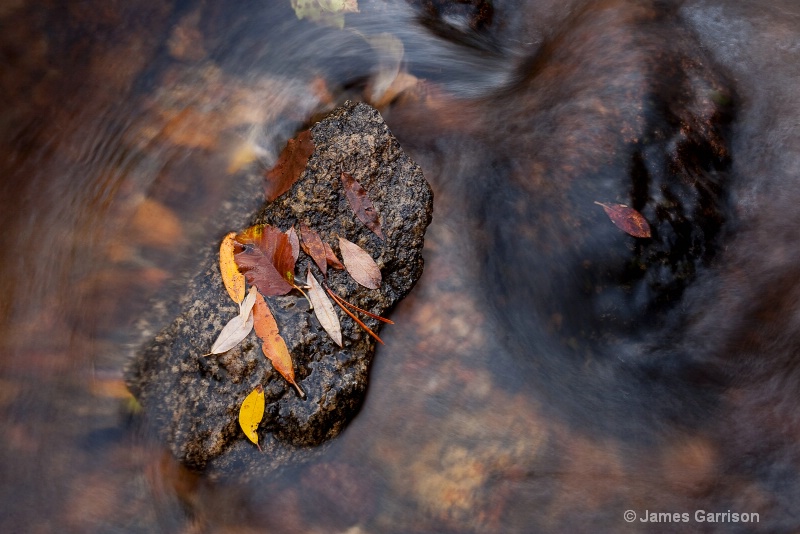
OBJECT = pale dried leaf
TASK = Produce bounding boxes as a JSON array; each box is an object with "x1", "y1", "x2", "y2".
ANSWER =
[
  {"x1": 306, "y1": 268, "x2": 342, "y2": 347},
  {"x1": 338, "y1": 236, "x2": 381, "y2": 289},
  {"x1": 209, "y1": 311, "x2": 254, "y2": 355},
  {"x1": 208, "y1": 286, "x2": 257, "y2": 354}
]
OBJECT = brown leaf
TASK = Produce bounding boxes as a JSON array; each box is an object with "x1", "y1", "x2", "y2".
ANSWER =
[
  {"x1": 299, "y1": 223, "x2": 327, "y2": 276},
  {"x1": 340, "y1": 172, "x2": 383, "y2": 239},
  {"x1": 287, "y1": 225, "x2": 300, "y2": 265},
  {"x1": 234, "y1": 224, "x2": 296, "y2": 296},
  {"x1": 324, "y1": 242, "x2": 344, "y2": 270},
  {"x1": 338, "y1": 236, "x2": 381, "y2": 289},
  {"x1": 306, "y1": 268, "x2": 342, "y2": 346},
  {"x1": 253, "y1": 291, "x2": 305, "y2": 398},
  {"x1": 264, "y1": 129, "x2": 315, "y2": 201},
  {"x1": 594, "y1": 201, "x2": 652, "y2": 238},
  {"x1": 220, "y1": 232, "x2": 246, "y2": 305}
]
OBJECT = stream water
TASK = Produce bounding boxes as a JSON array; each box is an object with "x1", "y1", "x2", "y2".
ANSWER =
[{"x1": 2, "y1": 0, "x2": 800, "y2": 532}]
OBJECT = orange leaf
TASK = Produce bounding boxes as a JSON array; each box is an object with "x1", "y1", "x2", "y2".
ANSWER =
[
  {"x1": 264, "y1": 129, "x2": 315, "y2": 201},
  {"x1": 338, "y1": 236, "x2": 381, "y2": 289},
  {"x1": 219, "y1": 232, "x2": 246, "y2": 305},
  {"x1": 235, "y1": 224, "x2": 296, "y2": 296},
  {"x1": 299, "y1": 223, "x2": 327, "y2": 276},
  {"x1": 253, "y1": 291, "x2": 305, "y2": 398},
  {"x1": 594, "y1": 201, "x2": 652, "y2": 238},
  {"x1": 324, "y1": 242, "x2": 344, "y2": 270},
  {"x1": 340, "y1": 172, "x2": 383, "y2": 239}
]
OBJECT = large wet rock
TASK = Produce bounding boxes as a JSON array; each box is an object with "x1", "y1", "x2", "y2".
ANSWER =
[{"x1": 126, "y1": 101, "x2": 433, "y2": 478}]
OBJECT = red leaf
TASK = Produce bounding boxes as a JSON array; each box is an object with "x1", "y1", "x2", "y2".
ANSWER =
[
  {"x1": 594, "y1": 201, "x2": 651, "y2": 238},
  {"x1": 299, "y1": 223, "x2": 327, "y2": 277},
  {"x1": 234, "y1": 224, "x2": 296, "y2": 296},
  {"x1": 264, "y1": 130, "x2": 315, "y2": 202},
  {"x1": 340, "y1": 172, "x2": 384, "y2": 239},
  {"x1": 324, "y1": 242, "x2": 344, "y2": 270}
]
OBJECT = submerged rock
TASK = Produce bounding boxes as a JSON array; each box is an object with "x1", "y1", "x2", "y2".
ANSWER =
[{"x1": 126, "y1": 101, "x2": 433, "y2": 478}]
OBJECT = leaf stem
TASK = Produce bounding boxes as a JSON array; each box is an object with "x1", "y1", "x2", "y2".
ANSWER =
[
  {"x1": 323, "y1": 285, "x2": 394, "y2": 324},
  {"x1": 324, "y1": 285, "x2": 385, "y2": 344}
]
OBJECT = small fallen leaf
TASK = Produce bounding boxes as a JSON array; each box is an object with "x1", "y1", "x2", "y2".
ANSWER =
[
  {"x1": 594, "y1": 201, "x2": 652, "y2": 238},
  {"x1": 306, "y1": 268, "x2": 342, "y2": 346},
  {"x1": 253, "y1": 291, "x2": 306, "y2": 398},
  {"x1": 324, "y1": 242, "x2": 345, "y2": 270},
  {"x1": 291, "y1": 0, "x2": 359, "y2": 29},
  {"x1": 238, "y1": 384, "x2": 265, "y2": 451},
  {"x1": 287, "y1": 226, "x2": 300, "y2": 265},
  {"x1": 264, "y1": 129, "x2": 315, "y2": 201},
  {"x1": 338, "y1": 236, "x2": 381, "y2": 289},
  {"x1": 299, "y1": 223, "x2": 327, "y2": 276},
  {"x1": 235, "y1": 224, "x2": 296, "y2": 296},
  {"x1": 220, "y1": 232, "x2": 246, "y2": 306},
  {"x1": 340, "y1": 172, "x2": 383, "y2": 239},
  {"x1": 206, "y1": 285, "x2": 258, "y2": 355}
]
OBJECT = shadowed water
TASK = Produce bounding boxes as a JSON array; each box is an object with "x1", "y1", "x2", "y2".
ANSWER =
[{"x1": 2, "y1": 0, "x2": 800, "y2": 532}]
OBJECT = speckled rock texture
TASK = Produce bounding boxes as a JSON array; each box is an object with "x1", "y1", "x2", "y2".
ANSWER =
[{"x1": 126, "y1": 101, "x2": 433, "y2": 478}]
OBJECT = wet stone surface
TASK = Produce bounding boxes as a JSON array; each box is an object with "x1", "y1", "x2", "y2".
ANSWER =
[{"x1": 126, "y1": 101, "x2": 433, "y2": 478}]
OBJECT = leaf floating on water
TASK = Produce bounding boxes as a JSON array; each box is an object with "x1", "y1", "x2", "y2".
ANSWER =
[
  {"x1": 338, "y1": 236, "x2": 381, "y2": 289},
  {"x1": 220, "y1": 232, "x2": 246, "y2": 306},
  {"x1": 324, "y1": 242, "x2": 345, "y2": 270},
  {"x1": 291, "y1": 0, "x2": 359, "y2": 29},
  {"x1": 235, "y1": 224, "x2": 296, "y2": 296},
  {"x1": 206, "y1": 286, "x2": 258, "y2": 355},
  {"x1": 238, "y1": 384, "x2": 265, "y2": 451},
  {"x1": 252, "y1": 291, "x2": 306, "y2": 398},
  {"x1": 299, "y1": 223, "x2": 327, "y2": 276},
  {"x1": 264, "y1": 129, "x2": 315, "y2": 201},
  {"x1": 286, "y1": 226, "x2": 300, "y2": 265},
  {"x1": 594, "y1": 201, "x2": 652, "y2": 238},
  {"x1": 306, "y1": 268, "x2": 342, "y2": 347},
  {"x1": 340, "y1": 172, "x2": 384, "y2": 239}
]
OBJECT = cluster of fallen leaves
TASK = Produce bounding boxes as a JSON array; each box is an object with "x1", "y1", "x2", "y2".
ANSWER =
[{"x1": 206, "y1": 131, "x2": 392, "y2": 450}]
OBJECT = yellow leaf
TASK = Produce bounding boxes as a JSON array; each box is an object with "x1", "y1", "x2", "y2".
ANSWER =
[
  {"x1": 220, "y1": 232, "x2": 246, "y2": 305},
  {"x1": 253, "y1": 291, "x2": 306, "y2": 398},
  {"x1": 238, "y1": 384, "x2": 265, "y2": 451}
]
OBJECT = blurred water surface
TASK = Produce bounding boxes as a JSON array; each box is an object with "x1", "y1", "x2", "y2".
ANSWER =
[{"x1": 2, "y1": 0, "x2": 800, "y2": 532}]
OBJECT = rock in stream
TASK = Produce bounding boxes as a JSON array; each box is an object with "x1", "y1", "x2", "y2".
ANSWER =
[{"x1": 126, "y1": 101, "x2": 433, "y2": 478}]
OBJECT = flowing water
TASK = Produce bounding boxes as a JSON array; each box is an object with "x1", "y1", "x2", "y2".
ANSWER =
[{"x1": 2, "y1": 0, "x2": 800, "y2": 532}]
